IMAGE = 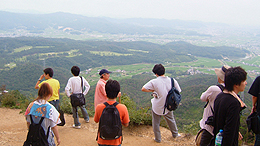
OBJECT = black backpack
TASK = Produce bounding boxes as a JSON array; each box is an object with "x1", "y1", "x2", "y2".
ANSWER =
[
  {"x1": 163, "y1": 78, "x2": 182, "y2": 114},
  {"x1": 98, "y1": 102, "x2": 122, "y2": 140},
  {"x1": 23, "y1": 115, "x2": 50, "y2": 146}
]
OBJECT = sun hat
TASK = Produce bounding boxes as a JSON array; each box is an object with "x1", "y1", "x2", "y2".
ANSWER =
[
  {"x1": 214, "y1": 65, "x2": 230, "y2": 81},
  {"x1": 99, "y1": 69, "x2": 112, "y2": 76}
]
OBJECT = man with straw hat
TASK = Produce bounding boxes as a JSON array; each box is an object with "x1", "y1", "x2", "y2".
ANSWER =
[{"x1": 198, "y1": 65, "x2": 230, "y2": 146}]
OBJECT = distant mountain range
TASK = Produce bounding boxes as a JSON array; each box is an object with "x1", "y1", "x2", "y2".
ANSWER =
[{"x1": 0, "y1": 11, "x2": 227, "y2": 35}]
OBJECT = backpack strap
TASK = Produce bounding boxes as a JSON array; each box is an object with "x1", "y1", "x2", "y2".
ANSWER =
[
  {"x1": 80, "y1": 76, "x2": 83, "y2": 93},
  {"x1": 39, "y1": 116, "x2": 45, "y2": 124},
  {"x1": 29, "y1": 115, "x2": 34, "y2": 124},
  {"x1": 29, "y1": 115, "x2": 44, "y2": 124},
  {"x1": 163, "y1": 78, "x2": 174, "y2": 114},
  {"x1": 204, "y1": 84, "x2": 225, "y2": 108},
  {"x1": 171, "y1": 78, "x2": 175, "y2": 88},
  {"x1": 204, "y1": 84, "x2": 224, "y2": 113},
  {"x1": 113, "y1": 102, "x2": 119, "y2": 107},
  {"x1": 103, "y1": 102, "x2": 119, "y2": 107},
  {"x1": 104, "y1": 102, "x2": 109, "y2": 107},
  {"x1": 216, "y1": 84, "x2": 224, "y2": 91},
  {"x1": 46, "y1": 126, "x2": 50, "y2": 139}
]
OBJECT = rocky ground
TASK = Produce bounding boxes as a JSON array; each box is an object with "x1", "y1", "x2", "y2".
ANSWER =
[{"x1": 0, "y1": 107, "x2": 196, "y2": 146}]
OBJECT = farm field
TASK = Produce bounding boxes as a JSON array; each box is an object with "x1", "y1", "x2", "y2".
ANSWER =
[{"x1": 81, "y1": 56, "x2": 260, "y2": 86}]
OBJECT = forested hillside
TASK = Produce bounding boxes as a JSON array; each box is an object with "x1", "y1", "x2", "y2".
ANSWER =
[
  {"x1": 0, "y1": 36, "x2": 254, "y2": 141},
  {"x1": 0, "y1": 37, "x2": 249, "y2": 94}
]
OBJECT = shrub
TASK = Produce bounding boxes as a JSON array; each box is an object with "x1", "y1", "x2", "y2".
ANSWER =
[
  {"x1": 60, "y1": 94, "x2": 72, "y2": 114},
  {"x1": 0, "y1": 90, "x2": 32, "y2": 110},
  {"x1": 121, "y1": 94, "x2": 152, "y2": 125},
  {"x1": 1, "y1": 94, "x2": 16, "y2": 107},
  {"x1": 60, "y1": 93, "x2": 95, "y2": 117},
  {"x1": 182, "y1": 121, "x2": 200, "y2": 135}
]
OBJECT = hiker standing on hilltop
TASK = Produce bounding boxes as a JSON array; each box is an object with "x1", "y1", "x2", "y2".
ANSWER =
[
  {"x1": 248, "y1": 73, "x2": 260, "y2": 145},
  {"x1": 198, "y1": 65, "x2": 230, "y2": 146},
  {"x1": 25, "y1": 83, "x2": 61, "y2": 146},
  {"x1": 65, "y1": 66, "x2": 90, "y2": 129},
  {"x1": 94, "y1": 79, "x2": 130, "y2": 146},
  {"x1": 141, "y1": 64, "x2": 181, "y2": 143},
  {"x1": 210, "y1": 66, "x2": 247, "y2": 146},
  {"x1": 35, "y1": 68, "x2": 60, "y2": 110},
  {"x1": 94, "y1": 69, "x2": 112, "y2": 109}
]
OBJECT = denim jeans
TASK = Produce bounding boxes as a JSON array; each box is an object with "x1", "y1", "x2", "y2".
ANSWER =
[
  {"x1": 49, "y1": 100, "x2": 59, "y2": 110},
  {"x1": 98, "y1": 144, "x2": 121, "y2": 146},
  {"x1": 255, "y1": 115, "x2": 260, "y2": 146},
  {"x1": 72, "y1": 105, "x2": 89, "y2": 126}
]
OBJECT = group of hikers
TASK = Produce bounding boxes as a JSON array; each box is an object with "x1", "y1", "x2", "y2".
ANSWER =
[{"x1": 23, "y1": 63, "x2": 260, "y2": 146}]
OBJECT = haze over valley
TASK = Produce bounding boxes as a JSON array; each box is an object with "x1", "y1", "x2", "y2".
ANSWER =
[{"x1": 0, "y1": 5, "x2": 260, "y2": 144}]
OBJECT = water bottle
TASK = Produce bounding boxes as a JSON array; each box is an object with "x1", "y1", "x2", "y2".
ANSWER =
[{"x1": 215, "y1": 129, "x2": 223, "y2": 146}]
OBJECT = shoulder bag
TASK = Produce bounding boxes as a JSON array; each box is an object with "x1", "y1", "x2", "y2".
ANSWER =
[{"x1": 70, "y1": 76, "x2": 86, "y2": 107}]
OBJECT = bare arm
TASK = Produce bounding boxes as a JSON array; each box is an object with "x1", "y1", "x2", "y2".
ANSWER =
[
  {"x1": 52, "y1": 126, "x2": 61, "y2": 145},
  {"x1": 141, "y1": 87, "x2": 154, "y2": 92},
  {"x1": 251, "y1": 96, "x2": 258, "y2": 114},
  {"x1": 35, "y1": 74, "x2": 44, "y2": 89}
]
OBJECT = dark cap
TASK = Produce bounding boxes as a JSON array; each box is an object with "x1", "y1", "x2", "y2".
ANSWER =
[{"x1": 99, "y1": 69, "x2": 112, "y2": 76}]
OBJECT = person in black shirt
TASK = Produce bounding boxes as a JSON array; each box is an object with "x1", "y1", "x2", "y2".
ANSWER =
[
  {"x1": 248, "y1": 75, "x2": 260, "y2": 145},
  {"x1": 211, "y1": 66, "x2": 247, "y2": 146}
]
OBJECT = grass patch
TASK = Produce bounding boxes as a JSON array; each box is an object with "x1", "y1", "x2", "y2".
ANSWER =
[
  {"x1": 13, "y1": 46, "x2": 32, "y2": 53},
  {"x1": 89, "y1": 51, "x2": 132, "y2": 56},
  {"x1": 34, "y1": 46, "x2": 53, "y2": 49},
  {"x1": 128, "y1": 49, "x2": 149, "y2": 53},
  {"x1": 4, "y1": 62, "x2": 16, "y2": 69}
]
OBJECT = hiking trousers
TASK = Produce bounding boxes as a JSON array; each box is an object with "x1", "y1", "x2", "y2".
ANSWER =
[
  {"x1": 72, "y1": 105, "x2": 89, "y2": 126},
  {"x1": 152, "y1": 110, "x2": 178, "y2": 142}
]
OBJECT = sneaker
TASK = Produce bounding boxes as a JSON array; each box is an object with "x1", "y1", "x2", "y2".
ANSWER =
[
  {"x1": 173, "y1": 133, "x2": 181, "y2": 138},
  {"x1": 85, "y1": 120, "x2": 89, "y2": 123},
  {"x1": 72, "y1": 124, "x2": 81, "y2": 129}
]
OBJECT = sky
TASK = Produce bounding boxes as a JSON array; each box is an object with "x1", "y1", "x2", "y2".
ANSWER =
[{"x1": 1, "y1": 0, "x2": 260, "y2": 26}]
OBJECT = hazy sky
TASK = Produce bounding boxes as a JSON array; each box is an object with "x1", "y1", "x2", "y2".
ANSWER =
[{"x1": 1, "y1": 0, "x2": 260, "y2": 26}]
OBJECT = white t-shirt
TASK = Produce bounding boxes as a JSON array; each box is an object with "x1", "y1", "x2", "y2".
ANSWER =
[
  {"x1": 200, "y1": 84, "x2": 224, "y2": 135},
  {"x1": 65, "y1": 76, "x2": 90, "y2": 97},
  {"x1": 143, "y1": 76, "x2": 181, "y2": 115}
]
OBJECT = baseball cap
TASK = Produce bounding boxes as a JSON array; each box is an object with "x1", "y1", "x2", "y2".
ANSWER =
[{"x1": 99, "y1": 69, "x2": 112, "y2": 76}]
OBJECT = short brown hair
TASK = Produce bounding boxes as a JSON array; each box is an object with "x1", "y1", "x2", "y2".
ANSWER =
[{"x1": 38, "y1": 83, "x2": 53, "y2": 100}]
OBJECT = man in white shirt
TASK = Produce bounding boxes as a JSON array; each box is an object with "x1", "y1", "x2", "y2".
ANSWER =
[
  {"x1": 65, "y1": 66, "x2": 90, "y2": 129},
  {"x1": 141, "y1": 64, "x2": 181, "y2": 143},
  {"x1": 199, "y1": 65, "x2": 230, "y2": 146}
]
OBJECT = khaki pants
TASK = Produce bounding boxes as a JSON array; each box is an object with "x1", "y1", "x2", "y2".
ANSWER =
[{"x1": 152, "y1": 110, "x2": 178, "y2": 142}]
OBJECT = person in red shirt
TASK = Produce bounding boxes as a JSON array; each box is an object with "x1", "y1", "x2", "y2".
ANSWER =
[
  {"x1": 94, "y1": 69, "x2": 111, "y2": 109},
  {"x1": 94, "y1": 80, "x2": 130, "y2": 146}
]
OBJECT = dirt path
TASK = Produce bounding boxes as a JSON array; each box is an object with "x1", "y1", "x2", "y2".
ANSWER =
[{"x1": 0, "y1": 108, "x2": 195, "y2": 146}]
